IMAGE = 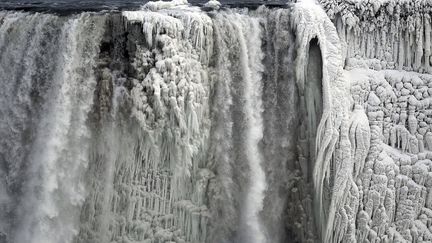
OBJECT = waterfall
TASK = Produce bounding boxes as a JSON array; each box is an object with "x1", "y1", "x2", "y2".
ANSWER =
[
  {"x1": 0, "y1": 1, "x2": 345, "y2": 243},
  {"x1": 0, "y1": 12, "x2": 106, "y2": 243},
  {"x1": 5, "y1": 0, "x2": 432, "y2": 242},
  {"x1": 212, "y1": 11, "x2": 267, "y2": 243},
  {"x1": 235, "y1": 16, "x2": 267, "y2": 243},
  {"x1": 0, "y1": 6, "x2": 311, "y2": 243}
]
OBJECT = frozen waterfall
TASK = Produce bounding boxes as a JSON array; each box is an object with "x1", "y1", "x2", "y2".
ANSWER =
[{"x1": 2, "y1": 0, "x2": 432, "y2": 242}]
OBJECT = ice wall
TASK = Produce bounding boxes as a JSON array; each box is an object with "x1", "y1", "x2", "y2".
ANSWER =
[
  {"x1": 290, "y1": 2, "x2": 355, "y2": 242},
  {"x1": 315, "y1": 0, "x2": 432, "y2": 242},
  {"x1": 76, "y1": 7, "x2": 214, "y2": 243},
  {"x1": 343, "y1": 65, "x2": 432, "y2": 242}
]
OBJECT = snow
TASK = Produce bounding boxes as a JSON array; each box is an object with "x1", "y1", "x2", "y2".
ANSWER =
[{"x1": 203, "y1": 0, "x2": 221, "y2": 10}]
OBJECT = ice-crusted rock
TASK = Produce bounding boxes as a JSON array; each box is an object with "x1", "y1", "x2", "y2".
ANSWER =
[
  {"x1": 339, "y1": 65, "x2": 432, "y2": 242},
  {"x1": 311, "y1": 1, "x2": 432, "y2": 241}
]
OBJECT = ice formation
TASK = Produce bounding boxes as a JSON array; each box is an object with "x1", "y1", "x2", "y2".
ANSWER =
[{"x1": 1, "y1": 0, "x2": 432, "y2": 242}]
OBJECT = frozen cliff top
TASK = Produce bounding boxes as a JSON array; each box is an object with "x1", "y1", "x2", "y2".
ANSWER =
[{"x1": 320, "y1": 0, "x2": 432, "y2": 20}]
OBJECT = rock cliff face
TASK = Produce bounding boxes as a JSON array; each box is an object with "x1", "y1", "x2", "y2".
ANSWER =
[{"x1": 1, "y1": 1, "x2": 432, "y2": 242}]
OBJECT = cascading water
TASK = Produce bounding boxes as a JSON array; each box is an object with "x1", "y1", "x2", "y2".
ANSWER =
[
  {"x1": 0, "y1": 12, "x2": 106, "y2": 243},
  {"x1": 0, "y1": 2, "x2": 319, "y2": 242},
  {"x1": 211, "y1": 11, "x2": 267, "y2": 243},
  {"x1": 235, "y1": 17, "x2": 266, "y2": 243}
]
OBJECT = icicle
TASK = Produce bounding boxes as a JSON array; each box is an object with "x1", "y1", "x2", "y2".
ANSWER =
[
  {"x1": 414, "y1": 13, "x2": 423, "y2": 71},
  {"x1": 349, "y1": 105, "x2": 371, "y2": 179},
  {"x1": 425, "y1": 14, "x2": 432, "y2": 72}
]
